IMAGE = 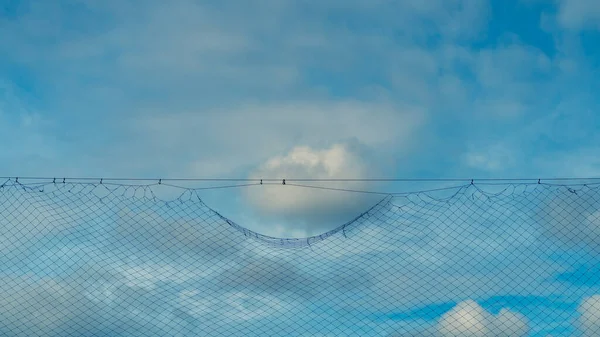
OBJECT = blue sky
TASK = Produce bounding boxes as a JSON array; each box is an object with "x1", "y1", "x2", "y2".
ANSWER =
[{"x1": 1, "y1": 0, "x2": 600, "y2": 336}]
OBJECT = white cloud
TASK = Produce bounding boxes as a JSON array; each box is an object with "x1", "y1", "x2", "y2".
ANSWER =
[
  {"x1": 177, "y1": 290, "x2": 295, "y2": 323},
  {"x1": 243, "y1": 143, "x2": 382, "y2": 235},
  {"x1": 579, "y1": 295, "x2": 600, "y2": 336},
  {"x1": 0, "y1": 276, "x2": 81, "y2": 336},
  {"x1": 134, "y1": 100, "x2": 425, "y2": 178},
  {"x1": 586, "y1": 210, "x2": 600, "y2": 239},
  {"x1": 2, "y1": 259, "x2": 201, "y2": 336},
  {"x1": 535, "y1": 146, "x2": 600, "y2": 179},
  {"x1": 539, "y1": 187, "x2": 600, "y2": 252},
  {"x1": 463, "y1": 143, "x2": 516, "y2": 172},
  {"x1": 556, "y1": 0, "x2": 600, "y2": 30},
  {"x1": 438, "y1": 300, "x2": 529, "y2": 337},
  {"x1": 0, "y1": 0, "x2": 577, "y2": 185},
  {"x1": 0, "y1": 0, "x2": 488, "y2": 99},
  {"x1": 115, "y1": 262, "x2": 224, "y2": 290},
  {"x1": 438, "y1": 300, "x2": 492, "y2": 337},
  {"x1": 0, "y1": 186, "x2": 97, "y2": 257},
  {"x1": 493, "y1": 309, "x2": 530, "y2": 337},
  {"x1": 113, "y1": 207, "x2": 244, "y2": 259}
]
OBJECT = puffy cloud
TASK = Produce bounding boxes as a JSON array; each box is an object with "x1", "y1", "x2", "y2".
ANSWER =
[
  {"x1": 140, "y1": 99, "x2": 426, "y2": 179},
  {"x1": 438, "y1": 300, "x2": 528, "y2": 337},
  {"x1": 244, "y1": 143, "x2": 382, "y2": 235},
  {"x1": 493, "y1": 309, "x2": 530, "y2": 337},
  {"x1": 579, "y1": 295, "x2": 600, "y2": 336},
  {"x1": 438, "y1": 300, "x2": 492, "y2": 337}
]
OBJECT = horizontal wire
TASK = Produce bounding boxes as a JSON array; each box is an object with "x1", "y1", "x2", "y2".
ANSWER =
[
  {"x1": 0, "y1": 179, "x2": 490, "y2": 196},
  {"x1": 1, "y1": 178, "x2": 466, "y2": 195},
  {"x1": 3, "y1": 177, "x2": 600, "y2": 196},
  {"x1": 2, "y1": 176, "x2": 600, "y2": 183},
  {"x1": 4, "y1": 176, "x2": 600, "y2": 196},
  {"x1": 3, "y1": 179, "x2": 600, "y2": 200}
]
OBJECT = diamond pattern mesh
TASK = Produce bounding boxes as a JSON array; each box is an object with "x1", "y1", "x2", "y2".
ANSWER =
[{"x1": 0, "y1": 180, "x2": 599, "y2": 336}]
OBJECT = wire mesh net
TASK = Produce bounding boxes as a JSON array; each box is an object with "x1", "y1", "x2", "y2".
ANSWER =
[{"x1": 0, "y1": 179, "x2": 599, "y2": 336}]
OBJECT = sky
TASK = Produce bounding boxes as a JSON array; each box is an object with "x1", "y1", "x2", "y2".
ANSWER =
[
  {"x1": 1, "y1": 0, "x2": 600, "y2": 236},
  {"x1": 1, "y1": 0, "x2": 600, "y2": 336}
]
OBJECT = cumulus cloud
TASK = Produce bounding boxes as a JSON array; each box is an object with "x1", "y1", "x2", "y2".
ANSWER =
[
  {"x1": 141, "y1": 101, "x2": 425, "y2": 179},
  {"x1": 492, "y1": 309, "x2": 530, "y2": 337},
  {"x1": 244, "y1": 143, "x2": 383, "y2": 235},
  {"x1": 579, "y1": 295, "x2": 600, "y2": 336},
  {"x1": 438, "y1": 300, "x2": 528, "y2": 337},
  {"x1": 438, "y1": 300, "x2": 495, "y2": 337}
]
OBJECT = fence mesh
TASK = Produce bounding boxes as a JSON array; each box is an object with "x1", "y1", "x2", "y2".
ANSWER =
[{"x1": 0, "y1": 179, "x2": 599, "y2": 336}]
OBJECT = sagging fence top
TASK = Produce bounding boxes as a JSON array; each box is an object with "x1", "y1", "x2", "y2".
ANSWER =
[{"x1": 0, "y1": 178, "x2": 599, "y2": 336}]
